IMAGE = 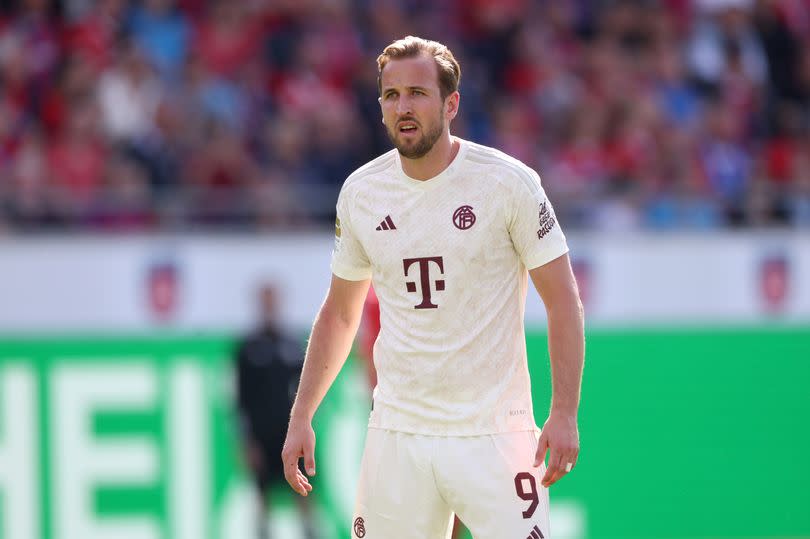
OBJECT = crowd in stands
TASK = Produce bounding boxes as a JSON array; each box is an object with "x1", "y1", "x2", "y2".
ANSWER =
[{"x1": 1, "y1": 0, "x2": 809, "y2": 232}]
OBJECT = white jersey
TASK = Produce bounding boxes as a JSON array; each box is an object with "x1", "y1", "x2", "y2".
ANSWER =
[{"x1": 331, "y1": 138, "x2": 568, "y2": 435}]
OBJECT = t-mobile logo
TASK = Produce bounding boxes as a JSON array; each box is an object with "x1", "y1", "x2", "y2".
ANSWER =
[{"x1": 403, "y1": 256, "x2": 445, "y2": 309}]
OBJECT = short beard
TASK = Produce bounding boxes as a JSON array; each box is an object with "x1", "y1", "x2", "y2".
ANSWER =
[{"x1": 387, "y1": 118, "x2": 444, "y2": 159}]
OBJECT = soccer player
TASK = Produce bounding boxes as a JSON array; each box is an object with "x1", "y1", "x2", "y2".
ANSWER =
[{"x1": 282, "y1": 36, "x2": 585, "y2": 539}]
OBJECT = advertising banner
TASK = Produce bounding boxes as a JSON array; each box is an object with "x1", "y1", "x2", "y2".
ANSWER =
[{"x1": 2, "y1": 329, "x2": 808, "y2": 539}]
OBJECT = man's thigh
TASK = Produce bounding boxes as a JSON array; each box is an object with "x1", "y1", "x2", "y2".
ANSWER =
[
  {"x1": 352, "y1": 429, "x2": 454, "y2": 539},
  {"x1": 436, "y1": 431, "x2": 551, "y2": 539}
]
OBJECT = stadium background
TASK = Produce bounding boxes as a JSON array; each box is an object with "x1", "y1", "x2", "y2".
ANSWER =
[{"x1": 0, "y1": 1, "x2": 809, "y2": 538}]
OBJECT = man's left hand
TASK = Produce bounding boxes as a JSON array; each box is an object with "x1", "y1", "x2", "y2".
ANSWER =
[{"x1": 534, "y1": 411, "x2": 579, "y2": 487}]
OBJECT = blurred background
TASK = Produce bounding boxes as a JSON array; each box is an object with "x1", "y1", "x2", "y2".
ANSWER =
[{"x1": 0, "y1": 0, "x2": 808, "y2": 538}]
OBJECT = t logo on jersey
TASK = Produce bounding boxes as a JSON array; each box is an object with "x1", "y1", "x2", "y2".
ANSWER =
[{"x1": 403, "y1": 256, "x2": 445, "y2": 309}]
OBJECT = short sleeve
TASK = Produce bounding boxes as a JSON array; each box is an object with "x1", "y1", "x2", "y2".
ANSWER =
[
  {"x1": 330, "y1": 186, "x2": 373, "y2": 280},
  {"x1": 508, "y1": 169, "x2": 569, "y2": 270}
]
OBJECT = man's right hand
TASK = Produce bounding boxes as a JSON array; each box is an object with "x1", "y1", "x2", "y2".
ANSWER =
[{"x1": 281, "y1": 420, "x2": 316, "y2": 496}]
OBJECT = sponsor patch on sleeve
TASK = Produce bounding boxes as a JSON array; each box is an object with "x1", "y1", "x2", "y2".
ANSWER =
[{"x1": 536, "y1": 201, "x2": 557, "y2": 239}]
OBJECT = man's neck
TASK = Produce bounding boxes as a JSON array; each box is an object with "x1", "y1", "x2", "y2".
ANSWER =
[{"x1": 400, "y1": 133, "x2": 460, "y2": 181}]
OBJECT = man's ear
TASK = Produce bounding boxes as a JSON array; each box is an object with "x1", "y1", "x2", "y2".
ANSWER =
[{"x1": 445, "y1": 91, "x2": 460, "y2": 120}]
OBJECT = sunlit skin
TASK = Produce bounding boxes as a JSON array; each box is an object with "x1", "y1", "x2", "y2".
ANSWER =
[{"x1": 379, "y1": 55, "x2": 461, "y2": 181}]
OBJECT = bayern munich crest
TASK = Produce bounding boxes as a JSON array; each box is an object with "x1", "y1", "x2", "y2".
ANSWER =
[
  {"x1": 453, "y1": 205, "x2": 476, "y2": 230},
  {"x1": 353, "y1": 517, "x2": 366, "y2": 537}
]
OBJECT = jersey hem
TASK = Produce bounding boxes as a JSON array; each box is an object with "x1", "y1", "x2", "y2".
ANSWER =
[{"x1": 366, "y1": 424, "x2": 541, "y2": 437}]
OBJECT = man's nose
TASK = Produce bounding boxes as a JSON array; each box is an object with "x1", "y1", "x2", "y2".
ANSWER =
[{"x1": 395, "y1": 95, "x2": 412, "y2": 115}]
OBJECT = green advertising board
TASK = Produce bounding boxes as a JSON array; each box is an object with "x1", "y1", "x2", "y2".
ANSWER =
[
  {"x1": 529, "y1": 327, "x2": 810, "y2": 539},
  {"x1": 1, "y1": 328, "x2": 808, "y2": 539}
]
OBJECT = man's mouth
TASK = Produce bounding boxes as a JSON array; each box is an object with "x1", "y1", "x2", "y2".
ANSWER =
[{"x1": 397, "y1": 121, "x2": 419, "y2": 134}]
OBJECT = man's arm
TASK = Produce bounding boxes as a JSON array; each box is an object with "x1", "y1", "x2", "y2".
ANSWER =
[
  {"x1": 529, "y1": 253, "x2": 585, "y2": 488},
  {"x1": 281, "y1": 274, "x2": 370, "y2": 496}
]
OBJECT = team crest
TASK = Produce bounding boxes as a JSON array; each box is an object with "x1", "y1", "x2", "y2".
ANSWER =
[
  {"x1": 759, "y1": 254, "x2": 789, "y2": 313},
  {"x1": 353, "y1": 516, "x2": 366, "y2": 537},
  {"x1": 453, "y1": 205, "x2": 476, "y2": 230},
  {"x1": 146, "y1": 260, "x2": 180, "y2": 322}
]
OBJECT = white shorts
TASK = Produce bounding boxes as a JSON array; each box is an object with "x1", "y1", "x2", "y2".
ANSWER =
[{"x1": 351, "y1": 429, "x2": 550, "y2": 539}]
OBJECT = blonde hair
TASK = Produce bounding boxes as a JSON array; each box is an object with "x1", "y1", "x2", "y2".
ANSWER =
[{"x1": 376, "y1": 36, "x2": 461, "y2": 99}]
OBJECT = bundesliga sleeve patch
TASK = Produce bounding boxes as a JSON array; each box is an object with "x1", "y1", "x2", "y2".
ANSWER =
[
  {"x1": 334, "y1": 217, "x2": 342, "y2": 249},
  {"x1": 536, "y1": 201, "x2": 556, "y2": 239}
]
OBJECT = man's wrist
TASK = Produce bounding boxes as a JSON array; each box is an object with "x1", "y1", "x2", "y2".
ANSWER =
[
  {"x1": 549, "y1": 405, "x2": 578, "y2": 420},
  {"x1": 289, "y1": 407, "x2": 314, "y2": 424}
]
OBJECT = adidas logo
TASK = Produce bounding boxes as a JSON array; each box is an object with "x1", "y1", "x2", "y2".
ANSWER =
[
  {"x1": 525, "y1": 524, "x2": 545, "y2": 539},
  {"x1": 375, "y1": 215, "x2": 397, "y2": 231}
]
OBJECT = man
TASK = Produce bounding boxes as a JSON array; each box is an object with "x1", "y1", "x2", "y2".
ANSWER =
[
  {"x1": 282, "y1": 36, "x2": 584, "y2": 539},
  {"x1": 235, "y1": 284, "x2": 314, "y2": 539}
]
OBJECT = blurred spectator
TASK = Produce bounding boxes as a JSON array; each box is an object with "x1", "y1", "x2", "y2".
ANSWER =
[
  {"x1": 305, "y1": 101, "x2": 367, "y2": 207},
  {"x1": 183, "y1": 52, "x2": 248, "y2": 131},
  {"x1": 698, "y1": 100, "x2": 753, "y2": 222},
  {"x1": 753, "y1": 0, "x2": 803, "y2": 103},
  {"x1": 65, "y1": 0, "x2": 126, "y2": 71},
  {"x1": 546, "y1": 100, "x2": 609, "y2": 212},
  {"x1": 4, "y1": 125, "x2": 54, "y2": 228},
  {"x1": 47, "y1": 96, "x2": 106, "y2": 221},
  {"x1": 0, "y1": 0, "x2": 808, "y2": 231},
  {"x1": 652, "y1": 43, "x2": 702, "y2": 130},
  {"x1": 194, "y1": 1, "x2": 263, "y2": 79},
  {"x1": 128, "y1": 0, "x2": 191, "y2": 79},
  {"x1": 184, "y1": 121, "x2": 256, "y2": 225},
  {"x1": 39, "y1": 54, "x2": 98, "y2": 135},
  {"x1": 687, "y1": 2, "x2": 768, "y2": 91},
  {"x1": 97, "y1": 41, "x2": 163, "y2": 143},
  {"x1": 0, "y1": 0, "x2": 60, "y2": 87}
]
